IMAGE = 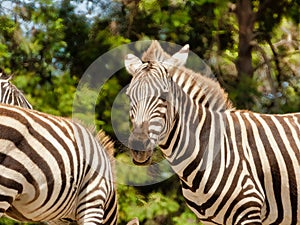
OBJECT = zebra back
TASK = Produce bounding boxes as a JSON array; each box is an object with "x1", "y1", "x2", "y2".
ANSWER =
[{"x1": 0, "y1": 72, "x2": 32, "y2": 109}]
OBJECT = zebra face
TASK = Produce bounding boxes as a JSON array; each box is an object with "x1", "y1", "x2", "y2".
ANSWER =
[
  {"x1": 125, "y1": 56, "x2": 172, "y2": 165},
  {"x1": 125, "y1": 43, "x2": 189, "y2": 165},
  {"x1": 127, "y1": 93, "x2": 170, "y2": 165}
]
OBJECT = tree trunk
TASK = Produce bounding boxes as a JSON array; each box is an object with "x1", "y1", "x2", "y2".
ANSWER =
[{"x1": 235, "y1": 0, "x2": 255, "y2": 78}]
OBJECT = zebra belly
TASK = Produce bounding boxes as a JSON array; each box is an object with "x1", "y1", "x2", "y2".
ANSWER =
[
  {"x1": 3, "y1": 174, "x2": 78, "y2": 222},
  {"x1": 5, "y1": 209, "x2": 75, "y2": 223},
  {"x1": 5, "y1": 195, "x2": 77, "y2": 222}
]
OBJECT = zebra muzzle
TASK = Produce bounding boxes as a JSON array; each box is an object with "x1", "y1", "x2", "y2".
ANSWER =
[
  {"x1": 131, "y1": 149, "x2": 153, "y2": 165},
  {"x1": 128, "y1": 136, "x2": 154, "y2": 165}
]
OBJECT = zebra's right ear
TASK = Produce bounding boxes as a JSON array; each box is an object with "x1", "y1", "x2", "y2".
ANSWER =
[
  {"x1": 163, "y1": 44, "x2": 189, "y2": 68},
  {"x1": 125, "y1": 54, "x2": 143, "y2": 75},
  {"x1": 171, "y1": 44, "x2": 189, "y2": 66}
]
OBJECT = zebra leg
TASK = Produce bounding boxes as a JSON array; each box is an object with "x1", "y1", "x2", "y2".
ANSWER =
[
  {"x1": 76, "y1": 207, "x2": 104, "y2": 225},
  {"x1": 233, "y1": 204, "x2": 263, "y2": 225},
  {"x1": 75, "y1": 193, "x2": 105, "y2": 225}
]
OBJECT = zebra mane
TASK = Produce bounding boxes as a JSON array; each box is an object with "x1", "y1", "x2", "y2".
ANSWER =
[
  {"x1": 96, "y1": 130, "x2": 115, "y2": 159},
  {"x1": 142, "y1": 40, "x2": 172, "y2": 62},
  {"x1": 171, "y1": 66, "x2": 234, "y2": 111},
  {"x1": 142, "y1": 41, "x2": 233, "y2": 111},
  {"x1": 96, "y1": 130, "x2": 116, "y2": 179},
  {"x1": 0, "y1": 72, "x2": 13, "y2": 82}
]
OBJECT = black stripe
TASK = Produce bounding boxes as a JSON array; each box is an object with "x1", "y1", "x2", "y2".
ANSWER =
[
  {"x1": 232, "y1": 198, "x2": 262, "y2": 224},
  {"x1": 183, "y1": 109, "x2": 211, "y2": 185},
  {"x1": 186, "y1": 79, "x2": 196, "y2": 95},
  {"x1": 0, "y1": 152, "x2": 40, "y2": 201},
  {"x1": 249, "y1": 114, "x2": 284, "y2": 224},
  {"x1": 0, "y1": 124, "x2": 54, "y2": 206},
  {"x1": 0, "y1": 194, "x2": 13, "y2": 205},
  {"x1": 267, "y1": 115, "x2": 298, "y2": 224},
  {"x1": 7, "y1": 109, "x2": 68, "y2": 210},
  {"x1": 0, "y1": 175, "x2": 23, "y2": 194},
  {"x1": 204, "y1": 112, "x2": 222, "y2": 194},
  {"x1": 74, "y1": 125, "x2": 87, "y2": 185},
  {"x1": 159, "y1": 113, "x2": 179, "y2": 150},
  {"x1": 208, "y1": 136, "x2": 236, "y2": 219},
  {"x1": 103, "y1": 192, "x2": 117, "y2": 225}
]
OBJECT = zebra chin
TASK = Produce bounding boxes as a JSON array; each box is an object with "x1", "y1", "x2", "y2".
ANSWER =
[
  {"x1": 128, "y1": 133, "x2": 156, "y2": 165},
  {"x1": 130, "y1": 149, "x2": 153, "y2": 166}
]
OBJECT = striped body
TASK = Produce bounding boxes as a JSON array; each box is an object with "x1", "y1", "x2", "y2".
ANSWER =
[
  {"x1": 0, "y1": 73, "x2": 32, "y2": 109},
  {"x1": 0, "y1": 104, "x2": 117, "y2": 225},
  {"x1": 125, "y1": 41, "x2": 300, "y2": 224},
  {"x1": 165, "y1": 101, "x2": 300, "y2": 224}
]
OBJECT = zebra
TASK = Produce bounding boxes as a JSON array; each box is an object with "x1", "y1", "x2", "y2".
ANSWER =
[
  {"x1": 124, "y1": 41, "x2": 300, "y2": 224},
  {"x1": 0, "y1": 72, "x2": 32, "y2": 109},
  {"x1": 0, "y1": 72, "x2": 140, "y2": 225},
  {"x1": 0, "y1": 103, "x2": 118, "y2": 225}
]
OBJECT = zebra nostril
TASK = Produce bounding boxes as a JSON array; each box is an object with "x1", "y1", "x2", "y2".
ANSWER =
[{"x1": 129, "y1": 139, "x2": 145, "y2": 151}]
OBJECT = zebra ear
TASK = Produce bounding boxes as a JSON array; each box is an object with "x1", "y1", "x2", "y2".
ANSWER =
[
  {"x1": 163, "y1": 44, "x2": 189, "y2": 68},
  {"x1": 125, "y1": 54, "x2": 143, "y2": 75},
  {"x1": 173, "y1": 44, "x2": 189, "y2": 65}
]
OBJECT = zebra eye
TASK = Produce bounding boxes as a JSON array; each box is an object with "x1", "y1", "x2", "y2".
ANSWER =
[
  {"x1": 129, "y1": 111, "x2": 134, "y2": 119},
  {"x1": 160, "y1": 92, "x2": 168, "y2": 101},
  {"x1": 129, "y1": 103, "x2": 134, "y2": 111}
]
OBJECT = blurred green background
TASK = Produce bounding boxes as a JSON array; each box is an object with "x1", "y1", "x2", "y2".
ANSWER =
[{"x1": 0, "y1": 0, "x2": 299, "y2": 224}]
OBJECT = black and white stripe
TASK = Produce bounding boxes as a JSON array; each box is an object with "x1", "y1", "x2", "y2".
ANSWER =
[
  {"x1": 125, "y1": 41, "x2": 299, "y2": 224},
  {"x1": 0, "y1": 104, "x2": 117, "y2": 225},
  {"x1": 0, "y1": 72, "x2": 32, "y2": 109}
]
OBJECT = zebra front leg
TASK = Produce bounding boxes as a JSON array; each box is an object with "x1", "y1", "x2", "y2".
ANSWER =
[
  {"x1": 230, "y1": 203, "x2": 263, "y2": 225},
  {"x1": 76, "y1": 205, "x2": 105, "y2": 225},
  {"x1": 75, "y1": 190, "x2": 106, "y2": 225}
]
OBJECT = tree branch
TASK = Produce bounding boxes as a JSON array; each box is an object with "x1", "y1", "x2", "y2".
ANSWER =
[
  {"x1": 252, "y1": 43, "x2": 276, "y2": 96},
  {"x1": 266, "y1": 36, "x2": 283, "y2": 84}
]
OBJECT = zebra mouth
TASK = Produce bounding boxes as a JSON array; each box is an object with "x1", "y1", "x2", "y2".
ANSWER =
[
  {"x1": 132, "y1": 156, "x2": 152, "y2": 166},
  {"x1": 130, "y1": 149, "x2": 153, "y2": 166}
]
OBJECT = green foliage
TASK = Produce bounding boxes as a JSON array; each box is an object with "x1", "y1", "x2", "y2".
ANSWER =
[
  {"x1": 172, "y1": 209, "x2": 199, "y2": 225},
  {"x1": 118, "y1": 185, "x2": 180, "y2": 224},
  {"x1": 13, "y1": 72, "x2": 77, "y2": 116},
  {"x1": 228, "y1": 74, "x2": 261, "y2": 109},
  {"x1": 96, "y1": 77, "x2": 123, "y2": 135},
  {"x1": 0, "y1": 217, "x2": 38, "y2": 225},
  {"x1": 117, "y1": 181, "x2": 201, "y2": 225}
]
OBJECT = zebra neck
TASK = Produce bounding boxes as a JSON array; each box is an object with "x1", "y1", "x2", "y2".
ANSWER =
[
  {"x1": 161, "y1": 81, "x2": 227, "y2": 180},
  {"x1": 160, "y1": 81, "x2": 200, "y2": 170}
]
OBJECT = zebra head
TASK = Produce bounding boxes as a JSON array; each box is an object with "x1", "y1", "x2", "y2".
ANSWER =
[
  {"x1": 125, "y1": 43, "x2": 189, "y2": 165},
  {"x1": 0, "y1": 71, "x2": 33, "y2": 109}
]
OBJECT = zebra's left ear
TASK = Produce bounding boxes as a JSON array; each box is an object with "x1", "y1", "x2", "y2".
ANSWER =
[
  {"x1": 163, "y1": 44, "x2": 189, "y2": 68},
  {"x1": 125, "y1": 54, "x2": 143, "y2": 75}
]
